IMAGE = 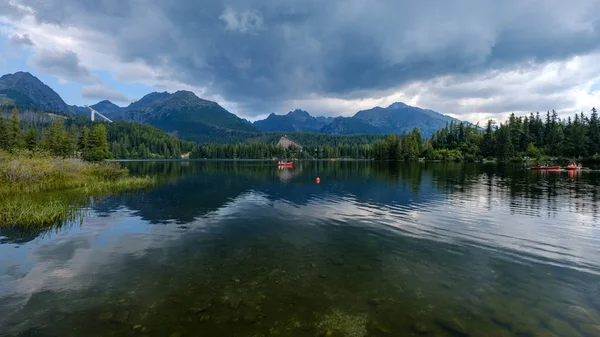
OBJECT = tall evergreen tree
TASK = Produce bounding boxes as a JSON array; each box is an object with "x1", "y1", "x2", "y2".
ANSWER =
[
  {"x1": 481, "y1": 120, "x2": 496, "y2": 158},
  {"x1": 7, "y1": 107, "x2": 23, "y2": 149},
  {"x1": 0, "y1": 113, "x2": 7, "y2": 150},
  {"x1": 41, "y1": 120, "x2": 70, "y2": 157},
  {"x1": 495, "y1": 124, "x2": 514, "y2": 160},
  {"x1": 589, "y1": 107, "x2": 599, "y2": 155},
  {"x1": 24, "y1": 128, "x2": 38, "y2": 150},
  {"x1": 85, "y1": 124, "x2": 112, "y2": 161},
  {"x1": 78, "y1": 126, "x2": 91, "y2": 157}
]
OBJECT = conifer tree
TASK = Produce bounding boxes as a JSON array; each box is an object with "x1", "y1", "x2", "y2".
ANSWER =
[
  {"x1": 84, "y1": 124, "x2": 112, "y2": 161},
  {"x1": 7, "y1": 108, "x2": 23, "y2": 149},
  {"x1": 589, "y1": 107, "x2": 599, "y2": 155},
  {"x1": 0, "y1": 113, "x2": 8, "y2": 150},
  {"x1": 24, "y1": 128, "x2": 38, "y2": 150},
  {"x1": 78, "y1": 126, "x2": 91, "y2": 157}
]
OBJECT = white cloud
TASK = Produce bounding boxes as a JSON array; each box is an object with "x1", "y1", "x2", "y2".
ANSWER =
[
  {"x1": 219, "y1": 8, "x2": 264, "y2": 33},
  {"x1": 82, "y1": 84, "x2": 129, "y2": 103}
]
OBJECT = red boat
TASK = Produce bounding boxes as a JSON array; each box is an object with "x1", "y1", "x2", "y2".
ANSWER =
[
  {"x1": 530, "y1": 166, "x2": 560, "y2": 171},
  {"x1": 277, "y1": 161, "x2": 293, "y2": 167},
  {"x1": 565, "y1": 164, "x2": 583, "y2": 170}
]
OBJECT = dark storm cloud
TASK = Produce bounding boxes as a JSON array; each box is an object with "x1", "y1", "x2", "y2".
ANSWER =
[
  {"x1": 8, "y1": 33, "x2": 35, "y2": 47},
  {"x1": 30, "y1": 49, "x2": 98, "y2": 83},
  {"x1": 6, "y1": 0, "x2": 600, "y2": 115}
]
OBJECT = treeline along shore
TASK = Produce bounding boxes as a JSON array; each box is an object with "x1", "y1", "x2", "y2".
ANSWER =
[{"x1": 2, "y1": 106, "x2": 600, "y2": 163}]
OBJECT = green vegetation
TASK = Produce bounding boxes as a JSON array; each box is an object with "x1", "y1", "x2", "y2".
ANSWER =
[
  {"x1": 4, "y1": 104, "x2": 600, "y2": 163},
  {"x1": 0, "y1": 150, "x2": 154, "y2": 228},
  {"x1": 1, "y1": 107, "x2": 196, "y2": 159},
  {"x1": 0, "y1": 108, "x2": 113, "y2": 161},
  {"x1": 432, "y1": 108, "x2": 600, "y2": 162},
  {"x1": 0, "y1": 109, "x2": 157, "y2": 229},
  {"x1": 64, "y1": 117, "x2": 196, "y2": 159},
  {"x1": 104, "y1": 121, "x2": 196, "y2": 159}
]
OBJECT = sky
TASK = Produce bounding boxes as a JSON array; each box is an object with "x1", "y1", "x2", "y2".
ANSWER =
[{"x1": 1, "y1": 0, "x2": 600, "y2": 123}]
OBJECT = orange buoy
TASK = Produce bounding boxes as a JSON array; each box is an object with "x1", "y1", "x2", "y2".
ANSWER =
[{"x1": 316, "y1": 177, "x2": 321, "y2": 184}]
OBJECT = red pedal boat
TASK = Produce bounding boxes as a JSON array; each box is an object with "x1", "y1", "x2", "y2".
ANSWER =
[
  {"x1": 277, "y1": 161, "x2": 293, "y2": 167},
  {"x1": 530, "y1": 166, "x2": 560, "y2": 171},
  {"x1": 565, "y1": 164, "x2": 583, "y2": 170}
]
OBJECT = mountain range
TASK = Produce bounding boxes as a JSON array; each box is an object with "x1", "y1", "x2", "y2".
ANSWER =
[
  {"x1": 253, "y1": 109, "x2": 334, "y2": 133},
  {"x1": 0, "y1": 71, "x2": 461, "y2": 142}
]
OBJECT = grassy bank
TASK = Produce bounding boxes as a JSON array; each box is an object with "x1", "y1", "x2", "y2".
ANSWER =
[{"x1": 0, "y1": 150, "x2": 154, "y2": 229}]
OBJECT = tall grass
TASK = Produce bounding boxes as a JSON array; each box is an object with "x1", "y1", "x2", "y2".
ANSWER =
[
  {"x1": 0, "y1": 150, "x2": 154, "y2": 229},
  {"x1": 0, "y1": 197, "x2": 82, "y2": 230}
]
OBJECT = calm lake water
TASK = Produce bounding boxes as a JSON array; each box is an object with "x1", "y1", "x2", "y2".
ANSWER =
[{"x1": 1, "y1": 161, "x2": 600, "y2": 337}]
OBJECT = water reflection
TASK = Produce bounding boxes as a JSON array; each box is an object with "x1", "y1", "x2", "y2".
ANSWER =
[{"x1": 1, "y1": 161, "x2": 599, "y2": 336}]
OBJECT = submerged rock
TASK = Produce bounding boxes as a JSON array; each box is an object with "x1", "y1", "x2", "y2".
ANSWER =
[
  {"x1": 441, "y1": 281, "x2": 454, "y2": 290},
  {"x1": 317, "y1": 310, "x2": 367, "y2": 337},
  {"x1": 132, "y1": 324, "x2": 144, "y2": 330},
  {"x1": 487, "y1": 329, "x2": 513, "y2": 337},
  {"x1": 580, "y1": 323, "x2": 600, "y2": 335},
  {"x1": 490, "y1": 311, "x2": 513, "y2": 328},
  {"x1": 368, "y1": 320, "x2": 392, "y2": 334},
  {"x1": 323, "y1": 329, "x2": 345, "y2": 337},
  {"x1": 329, "y1": 258, "x2": 344, "y2": 266},
  {"x1": 546, "y1": 318, "x2": 582, "y2": 337},
  {"x1": 357, "y1": 264, "x2": 372, "y2": 271},
  {"x1": 228, "y1": 298, "x2": 242, "y2": 310},
  {"x1": 410, "y1": 322, "x2": 432, "y2": 334},
  {"x1": 367, "y1": 298, "x2": 380, "y2": 306},
  {"x1": 241, "y1": 312, "x2": 258, "y2": 324},
  {"x1": 110, "y1": 309, "x2": 129, "y2": 324},
  {"x1": 212, "y1": 295, "x2": 229, "y2": 306},
  {"x1": 436, "y1": 317, "x2": 468, "y2": 336},
  {"x1": 187, "y1": 305, "x2": 210, "y2": 315},
  {"x1": 534, "y1": 329, "x2": 557, "y2": 337},
  {"x1": 567, "y1": 305, "x2": 599, "y2": 324},
  {"x1": 97, "y1": 312, "x2": 114, "y2": 321},
  {"x1": 199, "y1": 315, "x2": 211, "y2": 322}
]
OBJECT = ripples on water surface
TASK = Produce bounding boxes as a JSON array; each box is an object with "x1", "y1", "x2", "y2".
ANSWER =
[{"x1": 1, "y1": 162, "x2": 600, "y2": 337}]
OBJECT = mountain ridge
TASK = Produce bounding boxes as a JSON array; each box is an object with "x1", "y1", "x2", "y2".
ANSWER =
[
  {"x1": 0, "y1": 72, "x2": 71, "y2": 112},
  {"x1": 253, "y1": 109, "x2": 334, "y2": 132},
  {"x1": 0, "y1": 71, "x2": 461, "y2": 140}
]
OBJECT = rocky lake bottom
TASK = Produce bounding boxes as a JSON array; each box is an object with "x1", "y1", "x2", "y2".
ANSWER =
[{"x1": 1, "y1": 161, "x2": 599, "y2": 336}]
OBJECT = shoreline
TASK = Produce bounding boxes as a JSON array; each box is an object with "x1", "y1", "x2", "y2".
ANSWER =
[{"x1": 0, "y1": 151, "x2": 155, "y2": 229}]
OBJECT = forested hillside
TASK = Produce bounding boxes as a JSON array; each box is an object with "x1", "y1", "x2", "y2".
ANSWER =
[{"x1": 0, "y1": 107, "x2": 195, "y2": 160}]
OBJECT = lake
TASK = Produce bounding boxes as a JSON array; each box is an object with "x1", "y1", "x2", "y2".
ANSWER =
[{"x1": 1, "y1": 161, "x2": 600, "y2": 337}]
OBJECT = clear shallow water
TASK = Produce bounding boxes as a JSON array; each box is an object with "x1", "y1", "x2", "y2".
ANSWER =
[{"x1": 1, "y1": 161, "x2": 600, "y2": 337}]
